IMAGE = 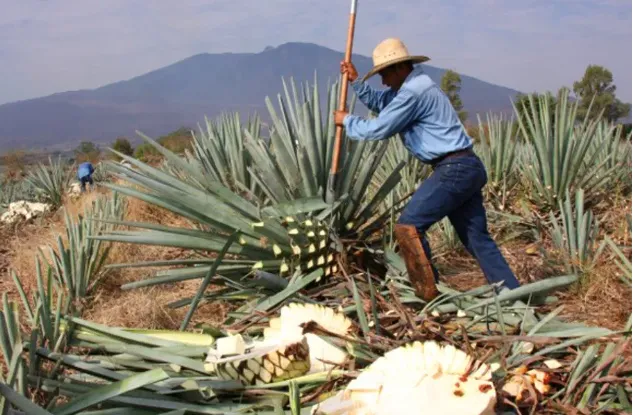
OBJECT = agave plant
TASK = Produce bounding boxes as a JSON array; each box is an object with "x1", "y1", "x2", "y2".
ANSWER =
[
  {"x1": 90, "y1": 161, "x2": 112, "y2": 183},
  {"x1": 513, "y1": 92, "x2": 624, "y2": 211},
  {"x1": 9, "y1": 191, "x2": 126, "y2": 348},
  {"x1": 161, "y1": 112, "x2": 264, "y2": 201},
  {"x1": 428, "y1": 216, "x2": 461, "y2": 257},
  {"x1": 0, "y1": 177, "x2": 40, "y2": 208},
  {"x1": 25, "y1": 156, "x2": 74, "y2": 208},
  {"x1": 475, "y1": 112, "x2": 519, "y2": 210},
  {"x1": 48, "y1": 192, "x2": 126, "y2": 297},
  {"x1": 603, "y1": 234, "x2": 632, "y2": 287},
  {"x1": 585, "y1": 120, "x2": 632, "y2": 194},
  {"x1": 371, "y1": 135, "x2": 430, "y2": 217},
  {"x1": 548, "y1": 189, "x2": 604, "y2": 277},
  {"x1": 243, "y1": 76, "x2": 406, "y2": 216},
  {"x1": 89, "y1": 76, "x2": 405, "y2": 312},
  {"x1": 0, "y1": 298, "x2": 29, "y2": 414}
]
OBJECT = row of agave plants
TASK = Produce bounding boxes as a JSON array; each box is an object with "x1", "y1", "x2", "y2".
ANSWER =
[
  {"x1": 0, "y1": 74, "x2": 631, "y2": 413},
  {"x1": 96, "y1": 76, "x2": 632, "y2": 295},
  {"x1": 0, "y1": 156, "x2": 111, "y2": 212},
  {"x1": 0, "y1": 156, "x2": 71, "y2": 211}
]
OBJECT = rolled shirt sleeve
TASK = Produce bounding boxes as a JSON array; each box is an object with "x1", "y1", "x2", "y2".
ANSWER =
[{"x1": 343, "y1": 89, "x2": 418, "y2": 141}]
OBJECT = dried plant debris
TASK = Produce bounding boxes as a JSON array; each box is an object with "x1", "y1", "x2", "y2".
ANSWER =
[{"x1": 1, "y1": 263, "x2": 630, "y2": 414}]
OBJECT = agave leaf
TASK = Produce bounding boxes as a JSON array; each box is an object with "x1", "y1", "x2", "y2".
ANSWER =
[
  {"x1": 253, "y1": 268, "x2": 324, "y2": 313},
  {"x1": 514, "y1": 91, "x2": 621, "y2": 210},
  {"x1": 0, "y1": 382, "x2": 54, "y2": 415},
  {"x1": 465, "y1": 275, "x2": 578, "y2": 312},
  {"x1": 180, "y1": 231, "x2": 240, "y2": 330},
  {"x1": 351, "y1": 278, "x2": 370, "y2": 337},
  {"x1": 51, "y1": 368, "x2": 169, "y2": 415},
  {"x1": 261, "y1": 196, "x2": 330, "y2": 218},
  {"x1": 74, "y1": 409, "x2": 157, "y2": 414},
  {"x1": 118, "y1": 264, "x2": 257, "y2": 290},
  {"x1": 10, "y1": 270, "x2": 34, "y2": 323},
  {"x1": 616, "y1": 385, "x2": 632, "y2": 412},
  {"x1": 37, "y1": 348, "x2": 168, "y2": 392},
  {"x1": 577, "y1": 343, "x2": 617, "y2": 408},
  {"x1": 564, "y1": 344, "x2": 600, "y2": 401},
  {"x1": 63, "y1": 317, "x2": 190, "y2": 348},
  {"x1": 25, "y1": 155, "x2": 73, "y2": 208},
  {"x1": 105, "y1": 258, "x2": 243, "y2": 269}
]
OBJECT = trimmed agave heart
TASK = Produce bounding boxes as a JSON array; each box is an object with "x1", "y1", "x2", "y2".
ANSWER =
[
  {"x1": 312, "y1": 341, "x2": 497, "y2": 415},
  {"x1": 206, "y1": 336, "x2": 310, "y2": 386},
  {"x1": 264, "y1": 302, "x2": 353, "y2": 373}
]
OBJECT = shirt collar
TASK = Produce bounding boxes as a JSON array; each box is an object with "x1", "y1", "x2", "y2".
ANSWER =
[{"x1": 403, "y1": 65, "x2": 425, "y2": 85}]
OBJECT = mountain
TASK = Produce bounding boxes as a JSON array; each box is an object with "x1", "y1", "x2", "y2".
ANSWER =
[{"x1": 0, "y1": 42, "x2": 523, "y2": 152}]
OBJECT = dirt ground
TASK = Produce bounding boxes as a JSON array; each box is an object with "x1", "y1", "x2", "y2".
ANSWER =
[{"x1": 1, "y1": 189, "x2": 228, "y2": 333}]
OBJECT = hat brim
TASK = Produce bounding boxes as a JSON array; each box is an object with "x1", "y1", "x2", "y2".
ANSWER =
[{"x1": 361, "y1": 55, "x2": 430, "y2": 82}]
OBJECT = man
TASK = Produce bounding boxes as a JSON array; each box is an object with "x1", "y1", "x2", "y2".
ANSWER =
[
  {"x1": 334, "y1": 38, "x2": 520, "y2": 301},
  {"x1": 77, "y1": 161, "x2": 95, "y2": 193}
]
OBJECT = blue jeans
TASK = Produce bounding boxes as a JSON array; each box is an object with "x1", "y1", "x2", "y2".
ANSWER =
[
  {"x1": 398, "y1": 151, "x2": 520, "y2": 290},
  {"x1": 80, "y1": 175, "x2": 93, "y2": 192}
]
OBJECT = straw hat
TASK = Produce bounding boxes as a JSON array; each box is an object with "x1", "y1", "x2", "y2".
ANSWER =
[{"x1": 361, "y1": 38, "x2": 430, "y2": 81}]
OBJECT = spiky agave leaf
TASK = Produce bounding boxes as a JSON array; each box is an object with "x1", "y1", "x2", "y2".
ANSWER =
[
  {"x1": 245, "y1": 75, "x2": 406, "y2": 236},
  {"x1": 585, "y1": 120, "x2": 632, "y2": 194},
  {"x1": 0, "y1": 176, "x2": 40, "y2": 208},
  {"x1": 371, "y1": 133, "x2": 430, "y2": 210},
  {"x1": 161, "y1": 112, "x2": 265, "y2": 201},
  {"x1": 474, "y1": 112, "x2": 519, "y2": 210},
  {"x1": 548, "y1": 189, "x2": 603, "y2": 276},
  {"x1": 90, "y1": 75, "x2": 404, "y2": 308},
  {"x1": 92, "y1": 161, "x2": 337, "y2": 286},
  {"x1": 45, "y1": 191, "x2": 126, "y2": 301},
  {"x1": 513, "y1": 91, "x2": 626, "y2": 211},
  {"x1": 25, "y1": 155, "x2": 74, "y2": 208}
]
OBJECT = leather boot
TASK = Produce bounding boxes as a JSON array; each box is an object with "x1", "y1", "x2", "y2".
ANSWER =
[{"x1": 394, "y1": 224, "x2": 440, "y2": 302}]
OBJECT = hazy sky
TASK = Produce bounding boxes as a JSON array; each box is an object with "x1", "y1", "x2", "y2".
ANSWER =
[{"x1": 1, "y1": 0, "x2": 631, "y2": 106}]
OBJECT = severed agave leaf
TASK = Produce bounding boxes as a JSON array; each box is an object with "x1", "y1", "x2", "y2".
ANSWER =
[{"x1": 122, "y1": 328, "x2": 215, "y2": 346}]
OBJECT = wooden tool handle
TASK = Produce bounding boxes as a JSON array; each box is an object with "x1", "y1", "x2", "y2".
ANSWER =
[{"x1": 330, "y1": 0, "x2": 358, "y2": 177}]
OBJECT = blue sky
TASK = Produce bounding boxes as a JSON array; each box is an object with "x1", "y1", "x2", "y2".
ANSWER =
[{"x1": 0, "y1": 0, "x2": 630, "y2": 106}]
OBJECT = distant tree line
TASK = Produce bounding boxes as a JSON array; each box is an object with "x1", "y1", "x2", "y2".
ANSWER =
[
  {"x1": 69, "y1": 127, "x2": 194, "y2": 165},
  {"x1": 439, "y1": 64, "x2": 631, "y2": 142},
  {"x1": 1, "y1": 127, "x2": 195, "y2": 182}
]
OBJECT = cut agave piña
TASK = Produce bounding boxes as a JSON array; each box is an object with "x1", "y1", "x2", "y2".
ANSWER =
[
  {"x1": 312, "y1": 341, "x2": 497, "y2": 415},
  {"x1": 264, "y1": 303, "x2": 353, "y2": 373},
  {"x1": 502, "y1": 367, "x2": 552, "y2": 400},
  {"x1": 206, "y1": 335, "x2": 310, "y2": 386}
]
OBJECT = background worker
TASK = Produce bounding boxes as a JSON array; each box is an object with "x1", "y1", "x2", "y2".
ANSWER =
[{"x1": 77, "y1": 161, "x2": 95, "y2": 193}]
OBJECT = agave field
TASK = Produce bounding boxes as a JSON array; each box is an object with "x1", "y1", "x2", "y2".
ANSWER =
[{"x1": 0, "y1": 76, "x2": 631, "y2": 414}]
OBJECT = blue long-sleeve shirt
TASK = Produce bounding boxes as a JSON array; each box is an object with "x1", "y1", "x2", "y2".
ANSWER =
[
  {"x1": 343, "y1": 67, "x2": 472, "y2": 164},
  {"x1": 77, "y1": 162, "x2": 94, "y2": 179}
]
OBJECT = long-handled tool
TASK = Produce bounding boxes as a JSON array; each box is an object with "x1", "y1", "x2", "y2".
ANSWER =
[{"x1": 326, "y1": 0, "x2": 358, "y2": 204}]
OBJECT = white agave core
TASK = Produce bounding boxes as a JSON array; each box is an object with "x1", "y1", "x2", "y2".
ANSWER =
[
  {"x1": 312, "y1": 341, "x2": 497, "y2": 415},
  {"x1": 264, "y1": 303, "x2": 353, "y2": 373}
]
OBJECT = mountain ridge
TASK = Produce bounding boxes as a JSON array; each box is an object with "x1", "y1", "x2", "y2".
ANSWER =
[{"x1": 0, "y1": 41, "x2": 524, "y2": 151}]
